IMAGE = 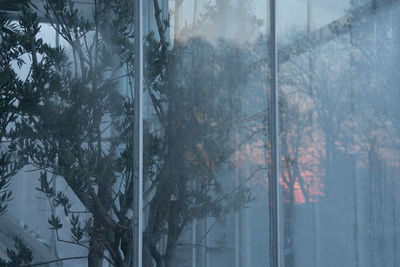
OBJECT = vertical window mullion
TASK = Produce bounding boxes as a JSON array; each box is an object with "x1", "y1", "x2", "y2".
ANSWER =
[
  {"x1": 133, "y1": 0, "x2": 143, "y2": 266},
  {"x1": 269, "y1": 0, "x2": 280, "y2": 266}
]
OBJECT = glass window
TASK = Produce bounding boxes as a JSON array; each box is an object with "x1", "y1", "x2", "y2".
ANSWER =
[
  {"x1": 143, "y1": 0, "x2": 270, "y2": 266},
  {"x1": 1, "y1": 0, "x2": 399, "y2": 266},
  {"x1": 278, "y1": 0, "x2": 400, "y2": 266}
]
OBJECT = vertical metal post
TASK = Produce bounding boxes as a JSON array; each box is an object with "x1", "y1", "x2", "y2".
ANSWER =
[
  {"x1": 307, "y1": 0, "x2": 313, "y2": 33},
  {"x1": 269, "y1": 0, "x2": 280, "y2": 266},
  {"x1": 306, "y1": 1, "x2": 319, "y2": 267},
  {"x1": 235, "y1": 205, "x2": 240, "y2": 267},
  {"x1": 133, "y1": 0, "x2": 143, "y2": 265},
  {"x1": 192, "y1": 220, "x2": 196, "y2": 267}
]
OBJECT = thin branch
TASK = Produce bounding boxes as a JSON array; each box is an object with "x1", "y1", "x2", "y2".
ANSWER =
[
  {"x1": 18, "y1": 256, "x2": 88, "y2": 267},
  {"x1": 197, "y1": 219, "x2": 218, "y2": 244},
  {"x1": 56, "y1": 230, "x2": 89, "y2": 249},
  {"x1": 175, "y1": 242, "x2": 220, "y2": 252},
  {"x1": 70, "y1": 210, "x2": 91, "y2": 214}
]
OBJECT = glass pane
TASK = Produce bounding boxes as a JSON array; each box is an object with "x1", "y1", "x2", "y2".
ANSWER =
[
  {"x1": 1, "y1": 1, "x2": 134, "y2": 266},
  {"x1": 143, "y1": 0, "x2": 270, "y2": 266},
  {"x1": 278, "y1": 0, "x2": 400, "y2": 266},
  {"x1": 277, "y1": 0, "x2": 352, "y2": 46}
]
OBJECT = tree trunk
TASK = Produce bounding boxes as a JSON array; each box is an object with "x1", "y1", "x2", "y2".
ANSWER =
[
  {"x1": 164, "y1": 245, "x2": 175, "y2": 267},
  {"x1": 88, "y1": 184, "x2": 112, "y2": 267},
  {"x1": 88, "y1": 239, "x2": 104, "y2": 267},
  {"x1": 143, "y1": 240, "x2": 154, "y2": 267},
  {"x1": 155, "y1": 253, "x2": 173, "y2": 267}
]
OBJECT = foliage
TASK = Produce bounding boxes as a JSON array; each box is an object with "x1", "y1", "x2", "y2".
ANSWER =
[
  {"x1": 143, "y1": 34, "x2": 253, "y2": 266},
  {"x1": 137, "y1": 1, "x2": 267, "y2": 265},
  {"x1": 0, "y1": 3, "x2": 34, "y2": 215},
  {"x1": 0, "y1": 0, "x2": 255, "y2": 266},
  {"x1": 0, "y1": 236, "x2": 33, "y2": 267}
]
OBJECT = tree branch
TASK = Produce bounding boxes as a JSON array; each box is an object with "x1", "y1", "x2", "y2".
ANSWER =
[{"x1": 18, "y1": 256, "x2": 88, "y2": 267}]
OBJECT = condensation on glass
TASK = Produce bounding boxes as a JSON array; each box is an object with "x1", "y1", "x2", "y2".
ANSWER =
[
  {"x1": 1, "y1": 0, "x2": 399, "y2": 266},
  {"x1": 277, "y1": 0, "x2": 400, "y2": 266},
  {"x1": 142, "y1": 0, "x2": 270, "y2": 266}
]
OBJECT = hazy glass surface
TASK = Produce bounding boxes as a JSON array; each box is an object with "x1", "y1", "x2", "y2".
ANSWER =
[
  {"x1": 142, "y1": 0, "x2": 270, "y2": 266},
  {"x1": 3, "y1": 0, "x2": 398, "y2": 266},
  {"x1": 277, "y1": 0, "x2": 351, "y2": 46},
  {"x1": 1, "y1": 2, "x2": 132, "y2": 266},
  {"x1": 278, "y1": 0, "x2": 400, "y2": 266}
]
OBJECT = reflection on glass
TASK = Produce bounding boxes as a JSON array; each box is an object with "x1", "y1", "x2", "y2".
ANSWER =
[
  {"x1": 2, "y1": 0, "x2": 398, "y2": 266},
  {"x1": 143, "y1": 0, "x2": 269, "y2": 266},
  {"x1": 1, "y1": 1, "x2": 135, "y2": 266},
  {"x1": 279, "y1": 0, "x2": 400, "y2": 266}
]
